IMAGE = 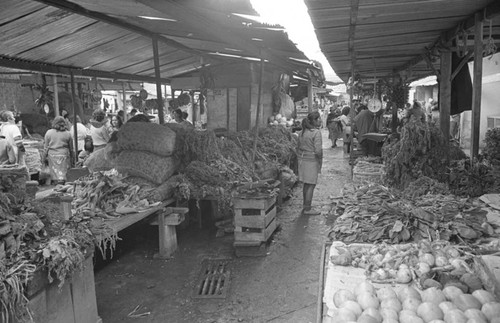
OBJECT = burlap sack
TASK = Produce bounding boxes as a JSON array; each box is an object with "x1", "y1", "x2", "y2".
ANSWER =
[
  {"x1": 115, "y1": 122, "x2": 176, "y2": 157},
  {"x1": 114, "y1": 150, "x2": 179, "y2": 185},
  {"x1": 84, "y1": 147, "x2": 114, "y2": 172}
]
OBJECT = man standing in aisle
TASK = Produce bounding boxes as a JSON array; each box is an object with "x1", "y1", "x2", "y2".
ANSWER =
[{"x1": 353, "y1": 105, "x2": 374, "y2": 156}]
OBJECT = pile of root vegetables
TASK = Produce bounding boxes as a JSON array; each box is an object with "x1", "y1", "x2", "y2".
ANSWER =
[
  {"x1": 330, "y1": 240, "x2": 487, "y2": 292},
  {"x1": 331, "y1": 280, "x2": 500, "y2": 323}
]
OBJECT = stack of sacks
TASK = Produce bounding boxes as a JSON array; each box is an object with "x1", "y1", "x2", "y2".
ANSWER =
[
  {"x1": 110, "y1": 122, "x2": 180, "y2": 185},
  {"x1": 82, "y1": 123, "x2": 183, "y2": 202}
]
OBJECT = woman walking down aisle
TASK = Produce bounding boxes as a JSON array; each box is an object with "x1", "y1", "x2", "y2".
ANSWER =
[
  {"x1": 297, "y1": 111, "x2": 323, "y2": 215},
  {"x1": 326, "y1": 106, "x2": 342, "y2": 148},
  {"x1": 43, "y1": 117, "x2": 72, "y2": 184}
]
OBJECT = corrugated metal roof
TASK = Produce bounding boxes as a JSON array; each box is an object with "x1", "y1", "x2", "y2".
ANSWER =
[
  {"x1": 305, "y1": 0, "x2": 500, "y2": 83},
  {"x1": 0, "y1": 0, "x2": 318, "y2": 83}
]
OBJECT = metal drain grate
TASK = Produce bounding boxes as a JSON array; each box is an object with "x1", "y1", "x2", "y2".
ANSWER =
[{"x1": 192, "y1": 258, "x2": 231, "y2": 298}]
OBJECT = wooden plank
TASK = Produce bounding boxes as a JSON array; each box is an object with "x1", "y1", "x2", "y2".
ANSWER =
[
  {"x1": 234, "y1": 216, "x2": 278, "y2": 242},
  {"x1": 471, "y1": 13, "x2": 483, "y2": 158},
  {"x1": 234, "y1": 206, "x2": 276, "y2": 228},
  {"x1": 46, "y1": 276, "x2": 76, "y2": 323},
  {"x1": 439, "y1": 49, "x2": 452, "y2": 153},
  {"x1": 348, "y1": 0, "x2": 359, "y2": 55},
  {"x1": 71, "y1": 257, "x2": 100, "y2": 323},
  {"x1": 232, "y1": 196, "x2": 275, "y2": 210},
  {"x1": 106, "y1": 198, "x2": 175, "y2": 232},
  {"x1": 28, "y1": 288, "x2": 48, "y2": 323},
  {"x1": 263, "y1": 217, "x2": 278, "y2": 241}
]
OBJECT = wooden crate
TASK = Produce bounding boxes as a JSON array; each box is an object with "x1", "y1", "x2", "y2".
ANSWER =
[
  {"x1": 19, "y1": 255, "x2": 101, "y2": 323},
  {"x1": 233, "y1": 195, "x2": 277, "y2": 242}
]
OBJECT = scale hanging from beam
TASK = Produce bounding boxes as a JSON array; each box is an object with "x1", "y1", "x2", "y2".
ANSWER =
[{"x1": 367, "y1": 57, "x2": 382, "y2": 113}]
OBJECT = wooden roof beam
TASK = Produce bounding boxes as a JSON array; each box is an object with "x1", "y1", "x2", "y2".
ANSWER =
[
  {"x1": 393, "y1": 0, "x2": 500, "y2": 77},
  {"x1": 348, "y1": 0, "x2": 360, "y2": 76},
  {"x1": 0, "y1": 55, "x2": 171, "y2": 84}
]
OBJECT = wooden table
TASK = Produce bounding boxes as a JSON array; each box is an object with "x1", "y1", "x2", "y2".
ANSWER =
[{"x1": 104, "y1": 198, "x2": 188, "y2": 259}]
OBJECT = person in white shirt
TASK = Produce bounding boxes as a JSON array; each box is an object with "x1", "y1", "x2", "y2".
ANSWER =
[
  {"x1": 70, "y1": 115, "x2": 89, "y2": 156},
  {"x1": 0, "y1": 110, "x2": 25, "y2": 165}
]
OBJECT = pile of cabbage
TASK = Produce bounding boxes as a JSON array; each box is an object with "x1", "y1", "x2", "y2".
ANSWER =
[{"x1": 268, "y1": 113, "x2": 294, "y2": 127}]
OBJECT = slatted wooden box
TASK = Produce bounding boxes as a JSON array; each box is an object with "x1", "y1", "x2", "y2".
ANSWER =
[{"x1": 233, "y1": 195, "x2": 277, "y2": 242}]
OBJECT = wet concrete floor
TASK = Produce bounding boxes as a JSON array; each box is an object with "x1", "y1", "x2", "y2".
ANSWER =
[{"x1": 94, "y1": 128, "x2": 352, "y2": 323}]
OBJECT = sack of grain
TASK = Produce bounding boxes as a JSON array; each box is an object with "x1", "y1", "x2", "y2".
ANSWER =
[
  {"x1": 84, "y1": 147, "x2": 114, "y2": 172},
  {"x1": 115, "y1": 122, "x2": 177, "y2": 156},
  {"x1": 114, "y1": 150, "x2": 179, "y2": 185}
]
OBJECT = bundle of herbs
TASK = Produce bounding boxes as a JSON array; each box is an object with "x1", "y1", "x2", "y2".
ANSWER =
[
  {"x1": 449, "y1": 158, "x2": 500, "y2": 197},
  {"x1": 180, "y1": 129, "x2": 221, "y2": 165},
  {"x1": 382, "y1": 118, "x2": 448, "y2": 188},
  {"x1": 483, "y1": 127, "x2": 500, "y2": 164}
]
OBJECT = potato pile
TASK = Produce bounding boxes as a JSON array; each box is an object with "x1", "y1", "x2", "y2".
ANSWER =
[{"x1": 331, "y1": 281, "x2": 500, "y2": 323}]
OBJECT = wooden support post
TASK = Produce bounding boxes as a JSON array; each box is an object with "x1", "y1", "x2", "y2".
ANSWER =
[
  {"x1": 277, "y1": 171, "x2": 284, "y2": 206},
  {"x1": 154, "y1": 207, "x2": 188, "y2": 259},
  {"x1": 471, "y1": 13, "x2": 483, "y2": 158},
  {"x1": 52, "y1": 75, "x2": 59, "y2": 117},
  {"x1": 439, "y1": 49, "x2": 452, "y2": 157},
  {"x1": 251, "y1": 57, "x2": 265, "y2": 168},
  {"x1": 307, "y1": 78, "x2": 313, "y2": 113},
  {"x1": 121, "y1": 82, "x2": 127, "y2": 122},
  {"x1": 152, "y1": 37, "x2": 164, "y2": 124},
  {"x1": 70, "y1": 72, "x2": 78, "y2": 164}
]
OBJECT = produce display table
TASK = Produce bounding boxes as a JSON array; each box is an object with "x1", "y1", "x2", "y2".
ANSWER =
[
  {"x1": 102, "y1": 198, "x2": 188, "y2": 259},
  {"x1": 317, "y1": 241, "x2": 500, "y2": 323}
]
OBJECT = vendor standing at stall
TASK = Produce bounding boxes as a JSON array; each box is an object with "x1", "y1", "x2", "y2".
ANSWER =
[
  {"x1": 43, "y1": 116, "x2": 72, "y2": 184},
  {"x1": 89, "y1": 109, "x2": 111, "y2": 151},
  {"x1": 297, "y1": 111, "x2": 323, "y2": 215}
]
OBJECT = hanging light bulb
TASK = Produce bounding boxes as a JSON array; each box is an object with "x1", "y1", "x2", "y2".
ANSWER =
[{"x1": 43, "y1": 103, "x2": 50, "y2": 114}]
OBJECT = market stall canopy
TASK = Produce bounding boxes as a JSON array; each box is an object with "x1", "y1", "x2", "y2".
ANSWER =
[
  {"x1": 0, "y1": 0, "x2": 322, "y2": 83},
  {"x1": 305, "y1": 0, "x2": 500, "y2": 84}
]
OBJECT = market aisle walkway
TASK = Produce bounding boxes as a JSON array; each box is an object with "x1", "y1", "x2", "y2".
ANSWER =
[{"x1": 94, "y1": 128, "x2": 352, "y2": 323}]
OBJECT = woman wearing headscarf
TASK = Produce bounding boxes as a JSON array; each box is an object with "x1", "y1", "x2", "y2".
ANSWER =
[
  {"x1": 43, "y1": 116, "x2": 72, "y2": 184},
  {"x1": 89, "y1": 109, "x2": 111, "y2": 151},
  {"x1": 297, "y1": 111, "x2": 323, "y2": 215}
]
